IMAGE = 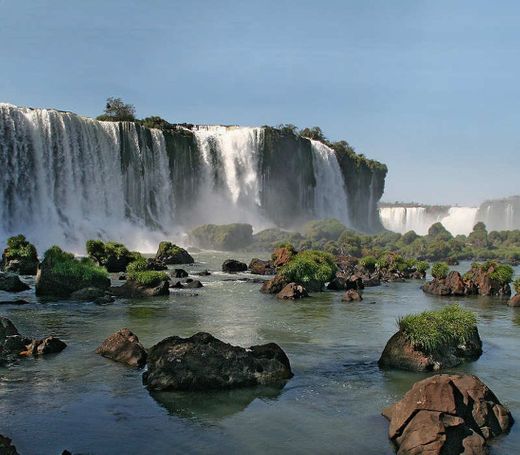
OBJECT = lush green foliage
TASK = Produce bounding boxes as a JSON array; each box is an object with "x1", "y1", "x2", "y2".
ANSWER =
[
  {"x1": 280, "y1": 250, "x2": 337, "y2": 289},
  {"x1": 189, "y1": 224, "x2": 253, "y2": 251},
  {"x1": 128, "y1": 270, "x2": 169, "y2": 287},
  {"x1": 513, "y1": 278, "x2": 520, "y2": 294},
  {"x1": 398, "y1": 305, "x2": 478, "y2": 355},
  {"x1": 415, "y1": 260, "x2": 430, "y2": 274},
  {"x1": 96, "y1": 97, "x2": 136, "y2": 121},
  {"x1": 3, "y1": 234, "x2": 37, "y2": 261},
  {"x1": 359, "y1": 255, "x2": 377, "y2": 271},
  {"x1": 431, "y1": 262, "x2": 450, "y2": 279},
  {"x1": 126, "y1": 257, "x2": 148, "y2": 274},
  {"x1": 302, "y1": 218, "x2": 347, "y2": 242},
  {"x1": 43, "y1": 246, "x2": 108, "y2": 287}
]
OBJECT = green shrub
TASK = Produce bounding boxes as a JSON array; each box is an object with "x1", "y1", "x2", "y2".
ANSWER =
[
  {"x1": 126, "y1": 257, "x2": 148, "y2": 274},
  {"x1": 359, "y1": 255, "x2": 377, "y2": 272},
  {"x1": 513, "y1": 278, "x2": 520, "y2": 294},
  {"x1": 489, "y1": 263, "x2": 514, "y2": 285},
  {"x1": 280, "y1": 250, "x2": 337, "y2": 290},
  {"x1": 398, "y1": 305, "x2": 477, "y2": 355},
  {"x1": 5, "y1": 234, "x2": 37, "y2": 260},
  {"x1": 302, "y1": 219, "x2": 347, "y2": 242},
  {"x1": 415, "y1": 261, "x2": 430, "y2": 274},
  {"x1": 128, "y1": 270, "x2": 168, "y2": 287},
  {"x1": 431, "y1": 262, "x2": 449, "y2": 280}
]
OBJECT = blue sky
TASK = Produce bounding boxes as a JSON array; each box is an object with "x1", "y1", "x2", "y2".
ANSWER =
[{"x1": 1, "y1": 0, "x2": 518, "y2": 206}]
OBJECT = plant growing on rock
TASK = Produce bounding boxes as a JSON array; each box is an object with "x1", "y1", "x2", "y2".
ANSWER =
[
  {"x1": 397, "y1": 305, "x2": 478, "y2": 356},
  {"x1": 359, "y1": 255, "x2": 377, "y2": 272},
  {"x1": 1, "y1": 234, "x2": 39, "y2": 274},
  {"x1": 513, "y1": 278, "x2": 520, "y2": 294},
  {"x1": 431, "y1": 262, "x2": 449, "y2": 280},
  {"x1": 415, "y1": 260, "x2": 430, "y2": 274},
  {"x1": 127, "y1": 257, "x2": 169, "y2": 286},
  {"x1": 280, "y1": 250, "x2": 337, "y2": 291}
]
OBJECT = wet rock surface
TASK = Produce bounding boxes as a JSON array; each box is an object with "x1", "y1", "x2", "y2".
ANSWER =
[{"x1": 96, "y1": 328, "x2": 147, "y2": 367}]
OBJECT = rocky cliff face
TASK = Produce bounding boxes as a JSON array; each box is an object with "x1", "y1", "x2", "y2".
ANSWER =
[{"x1": 0, "y1": 104, "x2": 387, "y2": 251}]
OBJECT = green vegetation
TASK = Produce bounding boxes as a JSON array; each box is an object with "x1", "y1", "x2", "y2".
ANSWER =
[
  {"x1": 1, "y1": 234, "x2": 39, "y2": 274},
  {"x1": 86, "y1": 239, "x2": 140, "y2": 272},
  {"x1": 513, "y1": 278, "x2": 520, "y2": 294},
  {"x1": 280, "y1": 250, "x2": 337, "y2": 291},
  {"x1": 302, "y1": 219, "x2": 347, "y2": 242},
  {"x1": 43, "y1": 246, "x2": 108, "y2": 289},
  {"x1": 431, "y1": 262, "x2": 450, "y2": 280},
  {"x1": 468, "y1": 260, "x2": 514, "y2": 285},
  {"x1": 415, "y1": 260, "x2": 430, "y2": 274},
  {"x1": 96, "y1": 97, "x2": 136, "y2": 121},
  {"x1": 126, "y1": 256, "x2": 168, "y2": 286},
  {"x1": 359, "y1": 255, "x2": 377, "y2": 272},
  {"x1": 189, "y1": 223, "x2": 253, "y2": 251},
  {"x1": 398, "y1": 305, "x2": 478, "y2": 355},
  {"x1": 155, "y1": 241, "x2": 194, "y2": 264}
]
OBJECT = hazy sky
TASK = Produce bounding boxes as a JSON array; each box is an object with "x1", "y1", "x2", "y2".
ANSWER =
[{"x1": 1, "y1": 0, "x2": 518, "y2": 206}]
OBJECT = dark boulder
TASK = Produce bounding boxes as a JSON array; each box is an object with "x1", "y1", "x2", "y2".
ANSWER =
[
  {"x1": 0, "y1": 317, "x2": 20, "y2": 340},
  {"x1": 0, "y1": 299, "x2": 30, "y2": 305},
  {"x1": 342, "y1": 289, "x2": 363, "y2": 302},
  {"x1": 222, "y1": 259, "x2": 248, "y2": 273},
  {"x1": 276, "y1": 283, "x2": 308, "y2": 300},
  {"x1": 382, "y1": 374, "x2": 513, "y2": 454},
  {"x1": 184, "y1": 279, "x2": 203, "y2": 289},
  {"x1": 110, "y1": 279, "x2": 169, "y2": 298},
  {"x1": 194, "y1": 269, "x2": 211, "y2": 276},
  {"x1": 146, "y1": 258, "x2": 168, "y2": 271},
  {"x1": 173, "y1": 269, "x2": 188, "y2": 278},
  {"x1": 143, "y1": 332, "x2": 293, "y2": 391},
  {"x1": 378, "y1": 329, "x2": 482, "y2": 372},
  {"x1": 170, "y1": 280, "x2": 184, "y2": 289},
  {"x1": 0, "y1": 434, "x2": 19, "y2": 455},
  {"x1": 155, "y1": 242, "x2": 194, "y2": 265},
  {"x1": 22, "y1": 336, "x2": 67, "y2": 356},
  {"x1": 0, "y1": 272, "x2": 30, "y2": 292},
  {"x1": 248, "y1": 258, "x2": 275, "y2": 275},
  {"x1": 70, "y1": 287, "x2": 107, "y2": 301},
  {"x1": 327, "y1": 272, "x2": 364, "y2": 291},
  {"x1": 260, "y1": 274, "x2": 289, "y2": 294},
  {"x1": 96, "y1": 328, "x2": 147, "y2": 367}
]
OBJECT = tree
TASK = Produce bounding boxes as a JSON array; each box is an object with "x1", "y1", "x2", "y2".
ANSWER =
[
  {"x1": 300, "y1": 126, "x2": 327, "y2": 142},
  {"x1": 97, "y1": 97, "x2": 136, "y2": 121}
]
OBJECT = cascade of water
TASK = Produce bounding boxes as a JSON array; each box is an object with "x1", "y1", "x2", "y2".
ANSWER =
[{"x1": 309, "y1": 139, "x2": 350, "y2": 226}]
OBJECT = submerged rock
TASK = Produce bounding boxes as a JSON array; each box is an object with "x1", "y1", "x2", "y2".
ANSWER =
[
  {"x1": 22, "y1": 336, "x2": 67, "y2": 356},
  {"x1": 184, "y1": 279, "x2": 203, "y2": 289},
  {"x1": 276, "y1": 283, "x2": 308, "y2": 300},
  {"x1": 155, "y1": 242, "x2": 194, "y2": 265},
  {"x1": 342, "y1": 289, "x2": 363, "y2": 302},
  {"x1": 70, "y1": 287, "x2": 107, "y2": 301},
  {"x1": 248, "y1": 258, "x2": 275, "y2": 275},
  {"x1": 0, "y1": 434, "x2": 19, "y2": 455},
  {"x1": 0, "y1": 299, "x2": 30, "y2": 305},
  {"x1": 143, "y1": 332, "x2": 293, "y2": 391},
  {"x1": 0, "y1": 272, "x2": 30, "y2": 292},
  {"x1": 96, "y1": 328, "x2": 147, "y2": 367},
  {"x1": 378, "y1": 329, "x2": 482, "y2": 372},
  {"x1": 382, "y1": 374, "x2": 513, "y2": 454},
  {"x1": 222, "y1": 259, "x2": 248, "y2": 273}
]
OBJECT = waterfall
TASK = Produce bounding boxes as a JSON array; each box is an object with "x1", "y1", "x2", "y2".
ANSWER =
[
  {"x1": 378, "y1": 207, "x2": 443, "y2": 235},
  {"x1": 476, "y1": 196, "x2": 520, "y2": 231},
  {"x1": 0, "y1": 104, "x2": 382, "y2": 252},
  {"x1": 309, "y1": 139, "x2": 350, "y2": 226},
  {"x1": 440, "y1": 207, "x2": 479, "y2": 236}
]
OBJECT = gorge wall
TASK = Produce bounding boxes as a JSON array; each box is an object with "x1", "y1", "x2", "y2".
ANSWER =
[{"x1": 0, "y1": 104, "x2": 387, "y2": 251}]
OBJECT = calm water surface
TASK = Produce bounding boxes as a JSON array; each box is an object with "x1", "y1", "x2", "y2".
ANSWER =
[{"x1": 1, "y1": 253, "x2": 519, "y2": 454}]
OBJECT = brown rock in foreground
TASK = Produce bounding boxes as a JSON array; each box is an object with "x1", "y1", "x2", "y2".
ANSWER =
[
  {"x1": 96, "y1": 328, "x2": 147, "y2": 367},
  {"x1": 260, "y1": 274, "x2": 289, "y2": 294},
  {"x1": 508, "y1": 294, "x2": 520, "y2": 307},
  {"x1": 276, "y1": 282, "x2": 308, "y2": 300},
  {"x1": 342, "y1": 289, "x2": 363, "y2": 302},
  {"x1": 383, "y1": 374, "x2": 513, "y2": 455}
]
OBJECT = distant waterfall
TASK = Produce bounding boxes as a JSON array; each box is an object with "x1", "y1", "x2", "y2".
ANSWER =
[
  {"x1": 310, "y1": 139, "x2": 350, "y2": 226},
  {"x1": 0, "y1": 104, "x2": 379, "y2": 252},
  {"x1": 476, "y1": 196, "x2": 520, "y2": 231}
]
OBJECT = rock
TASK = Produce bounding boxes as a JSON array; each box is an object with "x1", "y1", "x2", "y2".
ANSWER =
[
  {"x1": 184, "y1": 279, "x2": 203, "y2": 289},
  {"x1": 94, "y1": 295, "x2": 115, "y2": 305},
  {"x1": 508, "y1": 294, "x2": 520, "y2": 307},
  {"x1": 118, "y1": 274, "x2": 127, "y2": 280},
  {"x1": 327, "y1": 272, "x2": 364, "y2": 291},
  {"x1": 173, "y1": 268, "x2": 188, "y2": 278},
  {"x1": 70, "y1": 287, "x2": 106, "y2": 301},
  {"x1": 222, "y1": 259, "x2": 248, "y2": 273},
  {"x1": 378, "y1": 329, "x2": 482, "y2": 372},
  {"x1": 342, "y1": 289, "x2": 363, "y2": 302},
  {"x1": 170, "y1": 280, "x2": 184, "y2": 289},
  {"x1": 0, "y1": 299, "x2": 29, "y2": 305},
  {"x1": 188, "y1": 223, "x2": 253, "y2": 250},
  {"x1": 383, "y1": 374, "x2": 514, "y2": 454},
  {"x1": 271, "y1": 246, "x2": 295, "y2": 268},
  {"x1": 444, "y1": 271, "x2": 466, "y2": 296},
  {"x1": 0, "y1": 317, "x2": 19, "y2": 340},
  {"x1": 276, "y1": 283, "x2": 308, "y2": 300},
  {"x1": 110, "y1": 279, "x2": 170, "y2": 298},
  {"x1": 0, "y1": 272, "x2": 30, "y2": 292},
  {"x1": 85, "y1": 240, "x2": 137, "y2": 272},
  {"x1": 0, "y1": 434, "x2": 19, "y2": 455},
  {"x1": 248, "y1": 258, "x2": 275, "y2": 275},
  {"x1": 260, "y1": 274, "x2": 289, "y2": 294},
  {"x1": 194, "y1": 269, "x2": 211, "y2": 276},
  {"x1": 155, "y1": 242, "x2": 194, "y2": 265},
  {"x1": 422, "y1": 279, "x2": 452, "y2": 296},
  {"x1": 142, "y1": 332, "x2": 293, "y2": 391},
  {"x1": 22, "y1": 336, "x2": 67, "y2": 356},
  {"x1": 96, "y1": 328, "x2": 147, "y2": 367},
  {"x1": 145, "y1": 258, "x2": 168, "y2": 271}
]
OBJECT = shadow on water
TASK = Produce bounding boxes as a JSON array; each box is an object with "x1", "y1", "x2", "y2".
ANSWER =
[{"x1": 150, "y1": 382, "x2": 287, "y2": 424}]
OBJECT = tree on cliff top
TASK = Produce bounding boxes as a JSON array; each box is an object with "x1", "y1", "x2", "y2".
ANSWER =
[{"x1": 97, "y1": 97, "x2": 136, "y2": 121}]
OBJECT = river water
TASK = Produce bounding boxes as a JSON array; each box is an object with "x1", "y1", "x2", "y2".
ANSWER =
[{"x1": 1, "y1": 254, "x2": 519, "y2": 454}]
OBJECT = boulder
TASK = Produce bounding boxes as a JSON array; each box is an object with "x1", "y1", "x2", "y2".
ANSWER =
[
  {"x1": 260, "y1": 275, "x2": 289, "y2": 294},
  {"x1": 110, "y1": 279, "x2": 170, "y2": 298},
  {"x1": 1, "y1": 235, "x2": 38, "y2": 275},
  {"x1": 271, "y1": 247, "x2": 295, "y2": 268},
  {"x1": 184, "y1": 279, "x2": 203, "y2": 289},
  {"x1": 444, "y1": 271, "x2": 466, "y2": 296},
  {"x1": 222, "y1": 259, "x2": 248, "y2": 273},
  {"x1": 0, "y1": 434, "x2": 19, "y2": 455},
  {"x1": 0, "y1": 317, "x2": 20, "y2": 340},
  {"x1": 70, "y1": 287, "x2": 107, "y2": 301},
  {"x1": 142, "y1": 332, "x2": 293, "y2": 391},
  {"x1": 173, "y1": 269, "x2": 188, "y2": 278},
  {"x1": 194, "y1": 270, "x2": 211, "y2": 276},
  {"x1": 22, "y1": 336, "x2": 67, "y2": 356},
  {"x1": 327, "y1": 272, "x2": 364, "y2": 291},
  {"x1": 96, "y1": 328, "x2": 147, "y2": 367},
  {"x1": 422, "y1": 279, "x2": 452, "y2": 296},
  {"x1": 342, "y1": 289, "x2": 363, "y2": 302},
  {"x1": 155, "y1": 242, "x2": 194, "y2": 265},
  {"x1": 0, "y1": 272, "x2": 30, "y2": 292},
  {"x1": 248, "y1": 258, "x2": 275, "y2": 275},
  {"x1": 378, "y1": 329, "x2": 482, "y2": 372},
  {"x1": 145, "y1": 258, "x2": 168, "y2": 271},
  {"x1": 382, "y1": 374, "x2": 514, "y2": 454},
  {"x1": 276, "y1": 283, "x2": 308, "y2": 300},
  {"x1": 170, "y1": 280, "x2": 184, "y2": 289},
  {"x1": 508, "y1": 294, "x2": 520, "y2": 307}
]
